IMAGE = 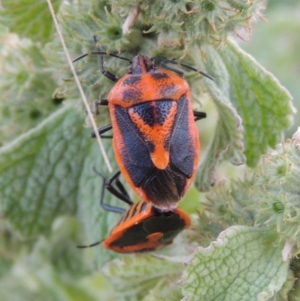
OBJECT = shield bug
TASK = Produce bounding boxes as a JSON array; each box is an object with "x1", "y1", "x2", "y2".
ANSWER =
[
  {"x1": 78, "y1": 169, "x2": 191, "y2": 253},
  {"x1": 73, "y1": 42, "x2": 212, "y2": 211}
]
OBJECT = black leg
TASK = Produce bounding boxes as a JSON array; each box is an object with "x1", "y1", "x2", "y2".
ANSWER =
[
  {"x1": 93, "y1": 168, "x2": 133, "y2": 214},
  {"x1": 115, "y1": 178, "x2": 131, "y2": 201},
  {"x1": 77, "y1": 168, "x2": 134, "y2": 249},
  {"x1": 91, "y1": 124, "x2": 112, "y2": 138},
  {"x1": 103, "y1": 171, "x2": 133, "y2": 206},
  {"x1": 99, "y1": 134, "x2": 113, "y2": 139},
  {"x1": 193, "y1": 111, "x2": 207, "y2": 121},
  {"x1": 91, "y1": 99, "x2": 113, "y2": 138},
  {"x1": 95, "y1": 99, "x2": 109, "y2": 107},
  {"x1": 94, "y1": 99, "x2": 109, "y2": 114},
  {"x1": 94, "y1": 36, "x2": 119, "y2": 83}
]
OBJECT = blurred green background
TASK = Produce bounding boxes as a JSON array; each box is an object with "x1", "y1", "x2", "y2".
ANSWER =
[{"x1": 240, "y1": 0, "x2": 300, "y2": 138}]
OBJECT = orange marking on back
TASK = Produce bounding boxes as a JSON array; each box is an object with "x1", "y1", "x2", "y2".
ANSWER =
[
  {"x1": 146, "y1": 232, "x2": 164, "y2": 242},
  {"x1": 128, "y1": 101, "x2": 177, "y2": 169}
]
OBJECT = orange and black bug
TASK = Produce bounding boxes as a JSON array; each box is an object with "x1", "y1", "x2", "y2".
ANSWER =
[
  {"x1": 73, "y1": 41, "x2": 212, "y2": 211},
  {"x1": 78, "y1": 169, "x2": 191, "y2": 253}
]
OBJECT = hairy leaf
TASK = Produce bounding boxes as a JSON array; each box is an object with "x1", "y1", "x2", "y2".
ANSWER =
[
  {"x1": 0, "y1": 0, "x2": 62, "y2": 43},
  {"x1": 180, "y1": 226, "x2": 289, "y2": 301}
]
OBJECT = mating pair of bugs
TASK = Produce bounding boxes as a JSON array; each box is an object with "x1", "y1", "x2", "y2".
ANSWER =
[{"x1": 74, "y1": 41, "x2": 212, "y2": 253}]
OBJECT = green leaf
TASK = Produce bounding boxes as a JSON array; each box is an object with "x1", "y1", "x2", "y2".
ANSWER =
[
  {"x1": 35, "y1": 216, "x2": 89, "y2": 276},
  {"x1": 0, "y1": 105, "x2": 84, "y2": 236},
  {"x1": 240, "y1": 3, "x2": 300, "y2": 138},
  {"x1": 180, "y1": 226, "x2": 289, "y2": 301},
  {"x1": 195, "y1": 80, "x2": 245, "y2": 191},
  {"x1": 190, "y1": 44, "x2": 245, "y2": 191},
  {"x1": 102, "y1": 255, "x2": 184, "y2": 301},
  {"x1": 142, "y1": 277, "x2": 182, "y2": 301},
  {"x1": 0, "y1": 35, "x2": 60, "y2": 144},
  {"x1": 0, "y1": 264, "x2": 113, "y2": 301},
  {"x1": 0, "y1": 104, "x2": 124, "y2": 265},
  {"x1": 0, "y1": 221, "x2": 18, "y2": 278},
  {"x1": 218, "y1": 41, "x2": 294, "y2": 166},
  {"x1": 194, "y1": 40, "x2": 294, "y2": 190},
  {"x1": 0, "y1": 221, "x2": 114, "y2": 301},
  {"x1": 0, "y1": 0, "x2": 62, "y2": 44},
  {"x1": 271, "y1": 269, "x2": 296, "y2": 301}
]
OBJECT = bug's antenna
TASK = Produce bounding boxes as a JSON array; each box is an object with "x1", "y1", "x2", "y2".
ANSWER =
[
  {"x1": 77, "y1": 240, "x2": 104, "y2": 249},
  {"x1": 152, "y1": 56, "x2": 214, "y2": 81},
  {"x1": 72, "y1": 51, "x2": 131, "y2": 63},
  {"x1": 73, "y1": 36, "x2": 132, "y2": 82}
]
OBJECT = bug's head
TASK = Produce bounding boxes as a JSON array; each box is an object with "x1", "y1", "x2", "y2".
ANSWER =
[{"x1": 129, "y1": 55, "x2": 155, "y2": 75}]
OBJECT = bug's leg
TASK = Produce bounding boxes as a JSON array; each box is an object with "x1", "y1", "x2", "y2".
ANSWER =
[
  {"x1": 91, "y1": 99, "x2": 112, "y2": 138},
  {"x1": 114, "y1": 178, "x2": 132, "y2": 203},
  {"x1": 104, "y1": 171, "x2": 133, "y2": 206},
  {"x1": 77, "y1": 168, "x2": 132, "y2": 249},
  {"x1": 92, "y1": 99, "x2": 113, "y2": 138},
  {"x1": 94, "y1": 99, "x2": 108, "y2": 114},
  {"x1": 91, "y1": 124, "x2": 113, "y2": 139},
  {"x1": 193, "y1": 111, "x2": 207, "y2": 121},
  {"x1": 93, "y1": 168, "x2": 133, "y2": 213},
  {"x1": 94, "y1": 36, "x2": 119, "y2": 83},
  {"x1": 96, "y1": 99, "x2": 108, "y2": 106},
  {"x1": 99, "y1": 55, "x2": 119, "y2": 82}
]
